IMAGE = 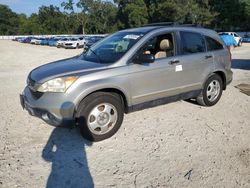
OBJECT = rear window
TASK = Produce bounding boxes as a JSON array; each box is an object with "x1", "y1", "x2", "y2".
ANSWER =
[
  {"x1": 180, "y1": 31, "x2": 205, "y2": 54},
  {"x1": 205, "y1": 36, "x2": 224, "y2": 51}
]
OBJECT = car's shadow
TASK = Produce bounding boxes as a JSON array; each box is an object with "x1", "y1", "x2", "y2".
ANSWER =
[
  {"x1": 183, "y1": 98, "x2": 200, "y2": 106},
  {"x1": 232, "y1": 59, "x2": 250, "y2": 70},
  {"x1": 42, "y1": 126, "x2": 94, "y2": 188}
]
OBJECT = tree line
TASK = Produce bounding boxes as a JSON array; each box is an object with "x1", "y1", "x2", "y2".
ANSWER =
[{"x1": 0, "y1": 0, "x2": 250, "y2": 35}]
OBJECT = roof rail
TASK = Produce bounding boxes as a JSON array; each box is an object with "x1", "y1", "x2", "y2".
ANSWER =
[
  {"x1": 181, "y1": 24, "x2": 202, "y2": 28},
  {"x1": 143, "y1": 22, "x2": 179, "y2": 27},
  {"x1": 143, "y1": 22, "x2": 203, "y2": 28}
]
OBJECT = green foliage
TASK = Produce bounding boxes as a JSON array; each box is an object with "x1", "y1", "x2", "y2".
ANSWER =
[
  {"x1": 185, "y1": 0, "x2": 217, "y2": 26},
  {"x1": 115, "y1": 0, "x2": 149, "y2": 28},
  {"x1": 145, "y1": 0, "x2": 216, "y2": 26},
  {"x1": 85, "y1": 1, "x2": 118, "y2": 33},
  {"x1": 18, "y1": 13, "x2": 41, "y2": 34},
  {"x1": 37, "y1": 5, "x2": 66, "y2": 34},
  {"x1": 61, "y1": 0, "x2": 74, "y2": 13},
  {"x1": 0, "y1": 4, "x2": 19, "y2": 35},
  {"x1": 239, "y1": 0, "x2": 250, "y2": 30},
  {"x1": 0, "y1": 0, "x2": 250, "y2": 35},
  {"x1": 210, "y1": 0, "x2": 245, "y2": 30}
]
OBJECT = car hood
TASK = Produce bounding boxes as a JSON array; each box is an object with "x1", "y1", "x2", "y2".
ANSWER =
[{"x1": 30, "y1": 56, "x2": 108, "y2": 83}]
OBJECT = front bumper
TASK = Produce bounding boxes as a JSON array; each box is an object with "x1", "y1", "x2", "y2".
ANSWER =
[
  {"x1": 64, "y1": 45, "x2": 77, "y2": 49},
  {"x1": 20, "y1": 86, "x2": 75, "y2": 127},
  {"x1": 57, "y1": 44, "x2": 64, "y2": 48}
]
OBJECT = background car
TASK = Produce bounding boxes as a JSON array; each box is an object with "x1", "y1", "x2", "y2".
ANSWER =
[
  {"x1": 63, "y1": 37, "x2": 86, "y2": 49},
  {"x1": 56, "y1": 38, "x2": 69, "y2": 48},
  {"x1": 34, "y1": 38, "x2": 44, "y2": 45},
  {"x1": 22, "y1": 37, "x2": 33, "y2": 43},
  {"x1": 16, "y1": 37, "x2": 26, "y2": 42},
  {"x1": 219, "y1": 34, "x2": 237, "y2": 47},
  {"x1": 242, "y1": 33, "x2": 250, "y2": 43},
  {"x1": 219, "y1": 32, "x2": 242, "y2": 46},
  {"x1": 30, "y1": 37, "x2": 40, "y2": 44},
  {"x1": 48, "y1": 37, "x2": 61, "y2": 46},
  {"x1": 84, "y1": 36, "x2": 104, "y2": 51},
  {"x1": 40, "y1": 37, "x2": 51, "y2": 45}
]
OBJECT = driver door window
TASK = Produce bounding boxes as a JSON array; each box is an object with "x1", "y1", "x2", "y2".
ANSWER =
[{"x1": 141, "y1": 33, "x2": 175, "y2": 60}]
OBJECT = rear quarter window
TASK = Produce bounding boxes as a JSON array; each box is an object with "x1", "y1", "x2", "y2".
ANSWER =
[
  {"x1": 205, "y1": 36, "x2": 224, "y2": 51},
  {"x1": 180, "y1": 31, "x2": 206, "y2": 54}
]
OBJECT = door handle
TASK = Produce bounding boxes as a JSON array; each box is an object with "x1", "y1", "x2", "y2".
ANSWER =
[
  {"x1": 205, "y1": 55, "x2": 213, "y2": 59},
  {"x1": 169, "y1": 59, "x2": 180, "y2": 65}
]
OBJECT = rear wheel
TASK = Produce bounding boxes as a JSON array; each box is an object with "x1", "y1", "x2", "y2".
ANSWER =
[
  {"x1": 197, "y1": 74, "x2": 223, "y2": 106},
  {"x1": 76, "y1": 92, "x2": 124, "y2": 142}
]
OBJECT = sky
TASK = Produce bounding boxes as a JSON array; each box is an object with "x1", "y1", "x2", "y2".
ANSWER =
[{"x1": 0, "y1": 0, "x2": 79, "y2": 15}]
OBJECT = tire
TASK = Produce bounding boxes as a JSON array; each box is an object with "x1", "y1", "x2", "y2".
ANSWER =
[
  {"x1": 196, "y1": 74, "x2": 223, "y2": 106},
  {"x1": 76, "y1": 92, "x2": 124, "y2": 142},
  {"x1": 76, "y1": 43, "x2": 79, "y2": 49},
  {"x1": 238, "y1": 41, "x2": 242, "y2": 47}
]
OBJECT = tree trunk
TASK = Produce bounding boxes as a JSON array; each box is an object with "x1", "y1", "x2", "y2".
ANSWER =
[{"x1": 82, "y1": 25, "x2": 85, "y2": 35}]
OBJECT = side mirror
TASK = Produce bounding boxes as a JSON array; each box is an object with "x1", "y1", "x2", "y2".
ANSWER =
[{"x1": 135, "y1": 54, "x2": 155, "y2": 64}]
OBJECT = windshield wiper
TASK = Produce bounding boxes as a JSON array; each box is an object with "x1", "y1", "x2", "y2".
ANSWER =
[{"x1": 89, "y1": 48, "x2": 101, "y2": 63}]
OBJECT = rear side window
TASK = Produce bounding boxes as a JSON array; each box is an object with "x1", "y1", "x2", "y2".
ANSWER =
[
  {"x1": 205, "y1": 36, "x2": 224, "y2": 51},
  {"x1": 180, "y1": 31, "x2": 205, "y2": 54}
]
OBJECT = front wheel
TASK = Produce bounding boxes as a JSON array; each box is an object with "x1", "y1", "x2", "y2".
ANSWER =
[
  {"x1": 76, "y1": 92, "x2": 124, "y2": 142},
  {"x1": 196, "y1": 74, "x2": 223, "y2": 106}
]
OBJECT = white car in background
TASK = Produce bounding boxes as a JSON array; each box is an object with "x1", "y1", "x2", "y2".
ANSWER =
[
  {"x1": 30, "y1": 38, "x2": 41, "y2": 45},
  {"x1": 56, "y1": 38, "x2": 69, "y2": 48},
  {"x1": 63, "y1": 37, "x2": 86, "y2": 49},
  {"x1": 219, "y1": 32, "x2": 242, "y2": 46}
]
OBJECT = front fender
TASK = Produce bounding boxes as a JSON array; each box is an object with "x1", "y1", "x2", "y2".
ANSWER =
[{"x1": 72, "y1": 79, "x2": 131, "y2": 110}]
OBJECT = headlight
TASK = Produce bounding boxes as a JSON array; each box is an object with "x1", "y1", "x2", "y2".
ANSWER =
[{"x1": 37, "y1": 76, "x2": 78, "y2": 93}]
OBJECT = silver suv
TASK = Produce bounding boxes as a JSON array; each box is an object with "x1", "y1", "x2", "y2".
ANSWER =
[{"x1": 20, "y1": 23, "x2": 233, "y2": 141}]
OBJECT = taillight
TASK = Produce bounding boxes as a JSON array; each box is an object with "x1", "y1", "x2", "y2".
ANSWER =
[{"x1": 227, "y1": 46, "x2": 232, "y2": 63}]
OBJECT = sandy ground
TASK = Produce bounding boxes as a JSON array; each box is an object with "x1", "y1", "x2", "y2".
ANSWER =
[{"x1": 0, "y1": 40, "x2": 249, "y2": 188}]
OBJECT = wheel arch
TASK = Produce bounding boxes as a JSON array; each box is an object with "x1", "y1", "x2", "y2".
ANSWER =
[
  {"x1": 75, "y1": 87, "x2": 130, "y2": 115},
  {"x1": 213, "y1": 71, "x2": 226, "y2": 90},
  {"x1": 203, "y1": 71, "x2": 226, "y2": 90}
]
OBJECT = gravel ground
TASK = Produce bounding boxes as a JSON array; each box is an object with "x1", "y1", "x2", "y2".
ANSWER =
[{"x1": 0, "y1": 40, "x2": 249, "y2": 188}]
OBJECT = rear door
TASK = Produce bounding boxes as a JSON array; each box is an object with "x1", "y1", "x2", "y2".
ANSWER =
[
  {"x1": 205, "y1": 35, "x2": 230, "y2": 71},
  {"x1": 174, "y1": 31, "x2": 213, "y2": 93}
]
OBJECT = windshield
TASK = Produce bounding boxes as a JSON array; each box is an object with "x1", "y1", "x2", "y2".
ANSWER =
[{"x1": 82, "y1": 31, "x2": 144, "y2": 64}]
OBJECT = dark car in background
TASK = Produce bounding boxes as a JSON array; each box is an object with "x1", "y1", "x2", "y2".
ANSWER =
[
  {"x1": 40, "y1": 38, "x2": 52, "y2": 45},
  {"x1": 48, "y1": 38, "x2": 61, "y2": 46},
  {"x1": 22, "y1": 37, "x2": 33, "y2": 43},
  {"x1": 242, "y1": 33, "x2": 250, "y2": 43},
  {"x1": 84, "y1": 36, "x2": 105, "y2": 51}
]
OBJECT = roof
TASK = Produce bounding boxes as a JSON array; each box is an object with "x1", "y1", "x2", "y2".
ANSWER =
[
  {"x1": 119, "y1": 26, "x2": 160, "y2": 34},
  {"x1": 119, "y1": 22, "x2": 207, "y2": 34}
]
